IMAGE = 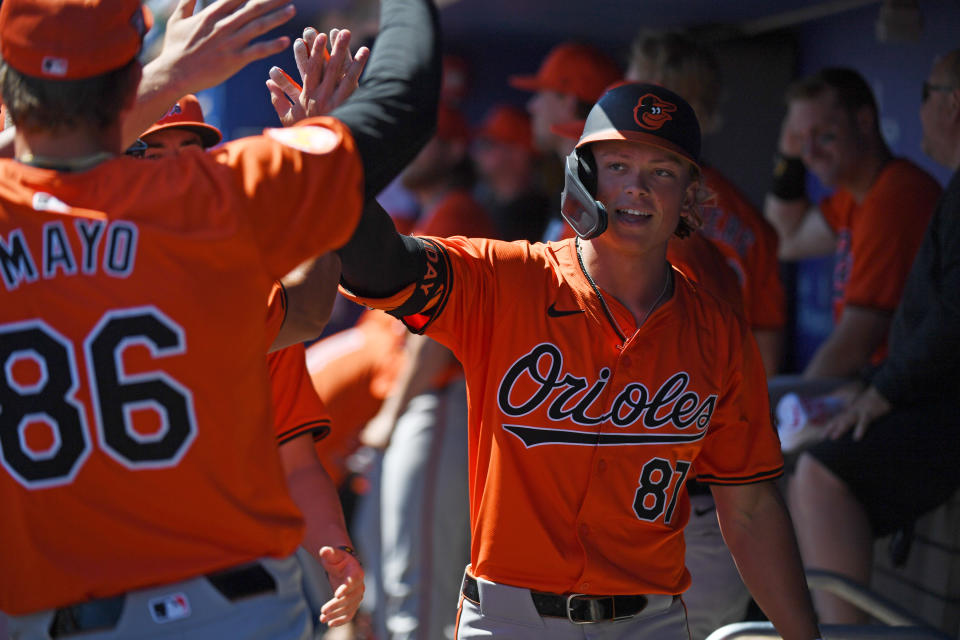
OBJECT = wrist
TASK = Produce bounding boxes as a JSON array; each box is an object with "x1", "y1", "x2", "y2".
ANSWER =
[
  {"x1": 337, "y1": 544, "x2": 362, "y2": 565},
  {"x1": 771, "y1": 151, "x2": 807, "y2": 201}
]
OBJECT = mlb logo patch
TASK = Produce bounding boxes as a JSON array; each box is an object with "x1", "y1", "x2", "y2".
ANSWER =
[
  {"x1": 32, "y1": 192, "x2": 71, "y2": 213},
  {"x1": 40, "y1": 57, "x2": 68, "y2": 77},
  {"x1": 148, "y1": 592, "x2": 191, "y2": 624}
]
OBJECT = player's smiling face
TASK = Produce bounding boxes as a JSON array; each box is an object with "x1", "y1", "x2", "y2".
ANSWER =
[
  {"x1": 592, "y1": 140, "x2": 696, "y2": 253},
  {"x1": 783, "y1": 90, "x2": 864, "y2": 188}
]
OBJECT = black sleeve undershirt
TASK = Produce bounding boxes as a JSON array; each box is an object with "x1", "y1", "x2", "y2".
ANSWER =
[{"x1": 330, "y1": 0, "x2": 442, "y2": 201}]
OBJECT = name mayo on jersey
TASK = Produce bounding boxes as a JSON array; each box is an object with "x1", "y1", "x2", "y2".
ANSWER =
[
  {"x1": 496, "y1": 343, "x2": 717, "y2": 447},
  {"x1": 0, "y1": 216, "x2": 137, "y2": 291}
]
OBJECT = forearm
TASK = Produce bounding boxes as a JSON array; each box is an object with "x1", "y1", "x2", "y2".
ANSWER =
[
  {"x1": 764, "y1": 195, "x2": 812, "y2": 260},
  {"x1": 803, "y1": 306, "x2": 891, "y2": 380},
  {"x1": 338, "y1": 198, "x2": 426, "y2": 297},
  {"x1": 331, "y1": 0, "x2": 441, "y2": 199},
  {"x1": 716, "y1": 483, "x2": 820, "y2": 640},
  {"x1": 283, "y1": 445, "x2": 353, "y2": 556},
  {"x1": 271, "y1": 254, "x2": 342, "y2": 351},
  {"x1": 124, "y1": 56, "x2": 192, "y2": 147},
  {"x1": 803, "y1": 335, "x2": 873, "y2": 379},
  {"x1": 382, "y1": 336, "x2": 455, "y2": 417}
]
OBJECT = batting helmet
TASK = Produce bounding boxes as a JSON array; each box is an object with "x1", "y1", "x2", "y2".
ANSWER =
[{"x1": 560, "y1": 82, "x2": 701, "y2": 239}]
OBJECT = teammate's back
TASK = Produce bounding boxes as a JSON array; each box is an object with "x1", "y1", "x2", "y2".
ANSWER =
[
  {"x1": 0, "y1": 0, "x2": 440, "y2": 626},
  {"x1": 0, "y1": 128, "x2": 362, "y2": 612}
]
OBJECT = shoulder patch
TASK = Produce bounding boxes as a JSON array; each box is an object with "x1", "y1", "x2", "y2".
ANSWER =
[{"x1": 266, "y1": 126, "x2": 340, "y2": 155}]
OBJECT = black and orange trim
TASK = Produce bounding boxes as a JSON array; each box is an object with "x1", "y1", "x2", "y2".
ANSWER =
[{"x1": 275, "y1": 419, "x2": 332, "y2": 446}]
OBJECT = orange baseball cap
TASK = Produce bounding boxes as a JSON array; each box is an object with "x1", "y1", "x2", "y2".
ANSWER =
[
  {"x1": 436, "y1": 103, "x2": 470, "y2": 144},
  {"x1": 0, "y1": 0, "x2": 152, "y2": 80},
  {"x1": 476, "y1": 105, "x2": 534, "y2": 153},
  {"x1": 140, "y1": 95, "x2": 223, "y2": 149},
  {"x1": 509, "y1": 42, "x2": 622, "y2": 104}
]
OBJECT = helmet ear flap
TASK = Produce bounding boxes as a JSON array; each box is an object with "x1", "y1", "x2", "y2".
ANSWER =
[
  {"x1": 577, "y1": 146, "x2": 598, "y2": 197},
  {"x1": 560, "y1": 145, "x2": 607, "y2": 239}
]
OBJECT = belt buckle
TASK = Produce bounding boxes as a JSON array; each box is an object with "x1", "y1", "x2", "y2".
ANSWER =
[{"x1": 565, "y1": 593, "x2": 613, "y2": 624}]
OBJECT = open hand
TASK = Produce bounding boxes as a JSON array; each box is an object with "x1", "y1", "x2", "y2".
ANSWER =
[
  {"x1": 267, "y1": 28, "x2": 370, "y2": 127},
  {"x1": 157, "y1": 0, "x2": 296, "y2": 95},
  {"x1": 317, "y1": 545, "x2": 365, "y2": 627},
  {"x1": 822, "y1": 385, "x2": 892, "y2": 441}
]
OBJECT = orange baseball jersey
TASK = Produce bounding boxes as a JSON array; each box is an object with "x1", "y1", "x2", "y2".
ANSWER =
[
  {"x1": 0, "y1": 116, "x2": 363, "y2": 614},
  {"x1": 698, "y1": 165, "x2": 785, "y2": 330},
  {"x1": 269, "y1": 342, "x2": 331, "y2": 446},
  {"x1": 819, "y1": 159, "x2": 941, "y2": 362},
  {"x1": 342, "y1": 236, "x2": 781, "y2": 596}
]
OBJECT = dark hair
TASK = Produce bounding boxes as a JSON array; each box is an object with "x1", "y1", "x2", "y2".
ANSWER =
[
  {"x1": 0, "y1": 58, "x2": 139, "y2": 133},
  {"x1": 786, "y1": 67, "x2": 878, "y2": 122}
]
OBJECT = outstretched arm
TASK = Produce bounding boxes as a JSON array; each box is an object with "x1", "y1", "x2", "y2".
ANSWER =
[
  {"x1": 264, "y1": 0, "x2": 441, "y2": 296},
  {"x1": 279, "y1": 434, "x2": 364, "y2": 627},
  {"x1": 329, "y1": 0, "x2": 441, "y2": 200}
]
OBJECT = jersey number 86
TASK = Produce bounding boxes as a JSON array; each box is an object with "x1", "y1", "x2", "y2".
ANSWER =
[{"x1": 0, "y1": 306, "x2": 196, "y2": 489}]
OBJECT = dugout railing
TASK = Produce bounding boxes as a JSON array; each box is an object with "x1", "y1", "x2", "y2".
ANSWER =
[{"x1": 704, "y1": 569, "x2": 952, "y2": 640}]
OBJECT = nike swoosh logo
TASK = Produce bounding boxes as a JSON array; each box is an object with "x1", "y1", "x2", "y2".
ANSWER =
[
  {"x1": 547, "y1": 302, "x2": 585, "y2": 318},
  {"x1": 693, "y1": 506, "x2": 716, "y2": 517}
]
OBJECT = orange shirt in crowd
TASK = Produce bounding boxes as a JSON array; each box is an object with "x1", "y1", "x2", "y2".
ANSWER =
[
  {"x1": 699, "y1": 165, "x2": 785, "y2": 331},
  {"x1": 819, "y1": 158, "x2": 942, "y2": 363}
]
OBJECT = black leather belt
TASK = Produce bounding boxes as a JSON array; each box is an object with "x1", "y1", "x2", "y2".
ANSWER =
[
  {"x1": 461, "y1": 573, "x2": 650, "y2": 624},
  {"x1": 49, "y1": 562, "x2": 276, "y2": 638}
]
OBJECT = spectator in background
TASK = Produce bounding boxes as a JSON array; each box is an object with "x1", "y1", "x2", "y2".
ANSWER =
[
  {"x1": 626, "y1": 31, "x2": 786, "y2": 377},
  {"x1": 471, "y1": 104, "x2": 551, "y2": 241},
  {"x1": 764, "y1": 67, "x2": 941, "y2": 399},
  {"x1": 788, "y1": 48, "x2": 960, "y2": 626},
  {"x1": 508, "y1": 41, "x2": 621, "y2": 241}
]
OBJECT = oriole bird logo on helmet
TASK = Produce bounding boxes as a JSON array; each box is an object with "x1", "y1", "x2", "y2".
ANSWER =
[{"x1": 633, "y1": 94, "x2": 677, "y2": 130}]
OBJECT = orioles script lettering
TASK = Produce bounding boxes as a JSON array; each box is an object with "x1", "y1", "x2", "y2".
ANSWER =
[{"x1": 497, "y1": 343, "x2": 717, "y2": 431}]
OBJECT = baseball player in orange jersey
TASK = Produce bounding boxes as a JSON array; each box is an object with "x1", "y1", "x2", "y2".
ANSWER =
[
  {"x1": 317, "y1": 82, "x2": 824, "y2": 638},
  {"x1": 135, "y1": 93, "x2": 365, "y2": 627},
  {"x1": 0, "y1": 0, "x2": 440, "y2": 636}
]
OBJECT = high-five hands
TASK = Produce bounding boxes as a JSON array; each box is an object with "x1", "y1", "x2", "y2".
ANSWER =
[{"x1": 267, "y1": 28, "x2": 370, "y2": 126}]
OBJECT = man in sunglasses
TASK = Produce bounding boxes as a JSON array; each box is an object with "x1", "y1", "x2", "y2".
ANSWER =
[
  {"x1": 765, "y1": 68, "x2": 941, "y2": 395},
  {"x1": 789, "y1": 48, "x2": 960, "y2": 625}
]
